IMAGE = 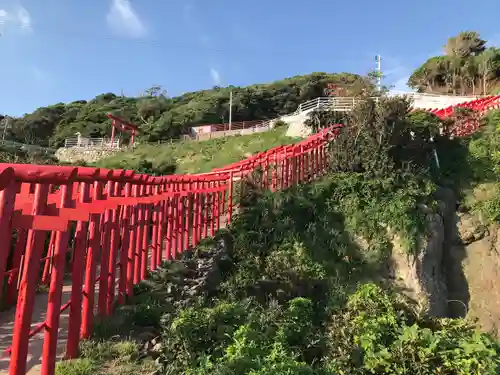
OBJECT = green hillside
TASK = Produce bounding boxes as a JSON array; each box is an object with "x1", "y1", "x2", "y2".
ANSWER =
[
  {"x1": 2, "y1": 72, "x2": 373, "y2": 149},
  {"x1": 96, "y1": 127, "x2": 299, "y2": 175}
]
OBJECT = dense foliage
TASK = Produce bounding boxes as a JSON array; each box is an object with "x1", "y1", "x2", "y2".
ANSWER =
[
  {"x1": 305, "y1": 97, "x2": 443, "y2": 177},
  {"x1": 464, "y1": 110, "x2": 500, "y2": 222},
  {"x1": 2, "y1": 73, "x2": 372, "y2": 148},
  {"x1": 408, "y1": 31, "x2": 500, "y2": 95},
  {"x1": 0, "y1": 144, "x2": 58, "y2": 165}
]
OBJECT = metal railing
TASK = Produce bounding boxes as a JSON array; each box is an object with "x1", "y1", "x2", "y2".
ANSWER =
[
  {"x1": 295, "y1": 97, "x2": 375, "y2": 114},
  {"x1": 63, "y1": 137, "x2": 121, "y2": 149}
]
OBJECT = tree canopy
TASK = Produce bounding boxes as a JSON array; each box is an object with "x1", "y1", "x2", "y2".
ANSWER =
[
  {"x1": 3, "y1": 72, "x2": 373, "y2": 148},
  {"x1": 408, "y1": 31, "x2": 500, "y2": 95}
]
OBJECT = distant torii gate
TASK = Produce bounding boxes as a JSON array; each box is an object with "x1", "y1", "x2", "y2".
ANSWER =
[{"x1": 106, "y1": 114, "x2": 139, "y2": 147}]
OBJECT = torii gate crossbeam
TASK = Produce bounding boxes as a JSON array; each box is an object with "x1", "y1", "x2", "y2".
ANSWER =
[{"x1": 106, "y1": 114, "x2": 139, "y2": 147}]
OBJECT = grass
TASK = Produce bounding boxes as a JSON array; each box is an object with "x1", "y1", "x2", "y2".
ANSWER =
[
  {"x1": 55, "y1": 331, "x2": 158, "y2": 375},
  {"x1": 96, "y1": 128, "x2": 299, "y2": 174},
  {"x1": 55, "y1": 295, "x2": 166, "y2": 375}
]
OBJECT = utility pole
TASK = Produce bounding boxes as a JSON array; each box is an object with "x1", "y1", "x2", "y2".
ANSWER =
[
  {"x1": 375, "y1": 55, "x2": 382, "y2": 92},
  {"x1": 1, "y1": 117, "x2": 9, "y2": 142},
  {"x1": 228, "y1": 90, "x2": 233, "y2": 130}
]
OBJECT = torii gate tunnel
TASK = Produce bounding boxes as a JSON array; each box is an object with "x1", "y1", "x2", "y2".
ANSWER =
[{"x1": 106, "y1": 114, "x2": 139, "y2": 147}]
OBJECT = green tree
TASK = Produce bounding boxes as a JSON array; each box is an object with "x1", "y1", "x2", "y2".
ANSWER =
[
  {"x1": 409, "y1": 32, "x2": 500, "y2": 95},
  {"x1": 444, "y1": 31, "x2": 486, "y2": 58}
]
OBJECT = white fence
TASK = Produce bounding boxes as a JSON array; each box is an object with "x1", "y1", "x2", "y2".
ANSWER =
[
  {"x1": 295, "y1": 97, "x2": 379, "y2": 114},
  {"x1": 193, "y1": 120, "x2": 273, "y2": 141},
  {"x1": 63, "y1": 136, "x2": 121, "y2": 149}
]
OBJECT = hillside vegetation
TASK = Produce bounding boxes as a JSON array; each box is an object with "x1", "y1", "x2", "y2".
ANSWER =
[
  {"x1": 58, "y1": 97, "x2": 500, "y2": 375},
  {"x1": 0, "y1": 72, "x2": 373, "y2": 148},
  {"x1": 408, "y1": 31, "x2": 500, "y2": 95},
  {"x1": 95, "y1": 128, "x2": 299, "y2": 175}
]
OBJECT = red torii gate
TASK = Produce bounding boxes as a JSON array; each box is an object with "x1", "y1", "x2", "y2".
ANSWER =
[{"x1": 106, "y1": 113, "x2": 139, "y2": 147}]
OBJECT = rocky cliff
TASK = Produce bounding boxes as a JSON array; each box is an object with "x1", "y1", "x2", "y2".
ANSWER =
[{"x1": 384, "y1": 187, "x2": 500, "y2": 336}]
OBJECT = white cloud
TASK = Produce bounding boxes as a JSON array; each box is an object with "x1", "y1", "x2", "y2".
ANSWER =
[
  {"x1": 107, "y1": 0, "x2": 147, "y2": 38},
  {"x1": 0, "y1": 5, "x2": 32, "y2": 33},
  {"x1": 210, "y1": 68, "x2": 221, "y2": 85},
  {"x1": 16, "y1": 7, "x2": 31, "y2": 29}
]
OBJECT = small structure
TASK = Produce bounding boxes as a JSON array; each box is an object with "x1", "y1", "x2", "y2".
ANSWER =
[{"x1": 107, "y1": 114, "x2": 139, "y2": 147}]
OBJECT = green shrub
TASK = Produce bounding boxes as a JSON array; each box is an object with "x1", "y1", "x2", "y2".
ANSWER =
[{"x1": 325, "y1": 284, "x2": 500, "y2": 374}]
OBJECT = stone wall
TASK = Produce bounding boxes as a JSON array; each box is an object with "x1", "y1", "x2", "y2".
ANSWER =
[{"x1": 55, "y1": 147, "x2": 120, "y2": 163}]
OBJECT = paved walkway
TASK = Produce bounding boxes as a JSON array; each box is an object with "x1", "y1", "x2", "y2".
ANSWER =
[
  {"x1": 0, "y1": 210, "x2": 235, "y2": 375},
  {"x1": 0, "y1": 283, "x2": 73, "y2": 375},
  {"x1": 0, "y1": 259, "x2": 118, "y2": 375}
]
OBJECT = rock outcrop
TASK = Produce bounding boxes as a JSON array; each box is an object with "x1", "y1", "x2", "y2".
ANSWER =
[
  {"x1": 384, "y1": 186, "x2": 500, "y2": 335},
  {"x1": 449, "y1": 212, "x2": 500, "y2": 336},
  {"x1": 388, "y1": 188, "x2": 454, "y2": 317},
  {"x1": 140, "y1": 233, "x2": 233, "y2": 310}
]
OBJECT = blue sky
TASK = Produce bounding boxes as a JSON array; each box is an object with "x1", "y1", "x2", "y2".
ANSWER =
[{"x1": 0, "y1": 0, "x2": 499, "y2": 116}]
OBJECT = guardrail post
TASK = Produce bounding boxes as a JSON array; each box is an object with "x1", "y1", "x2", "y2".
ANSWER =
[
  {"x1": 176, "y1": 188, "x2": 184, "y2": 256},
  {"x1": 227, "y1": 172, "x2": 233, "y2": 225},
  {"x1": 202, "y1": 183, "x2": 209, "y2": 239},
  {"x1": 106, "y1": 181, "x2": 121, "y2": 315},
  {"x1": 119, "y1": 182, "x2": 132, "y2": 303},
  {"x1": 165, "y1": 194, "x2": 173, "y2": 260},
  {"x1": 81, "y1": 181, "x2": 104, "y2": 339},
  {"x1": 171, "y1": 186, "x2": 178, "y2": 257},
  {"x1": 127, "y1": 185, "x2": 138, "y2": 295},
  {"x1": 98, "y1": 182, "x2": 113, "y2": 317},
  {"x1": 66, "y1": 182, "x2": 91, "y2": 359},
  {"x1": 10, "y1": 183, "x2": 50, "y2": 375},
  {"x1": 156, "y1": 183, "x2": 165, "y2": 266},
  {"x1": 134, "y1": 184, "x2": 145, "y2": 284},
  {"x1": 196, "y1": 183, "x2": 203, "y2": 244},
  {"x1": 271, "y1": 154, "x2": 278, "y2": 192},
  {"x1": 41, "y1": 182, "x2": 73, "y2": 375},
  {"x1": 185, "y1": 191, "x2": 193, "y2": 249},
  {"x1": 140, "y1": 185, "x2": 152, "y2": 281},
  {"x1": 151, "y1": 185, "x2": 160, "y2": 271},
  {"x1": 0, "y1": 172, "x2": 17, "y2": 311}
]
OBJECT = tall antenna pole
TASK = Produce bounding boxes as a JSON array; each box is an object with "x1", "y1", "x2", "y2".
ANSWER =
[
  {"x1": 229, "y1": 90, "x2": 233, "y2": 130},
  {"x1": 375, "y1": 55, "x2": 382, "y2": 92}
]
